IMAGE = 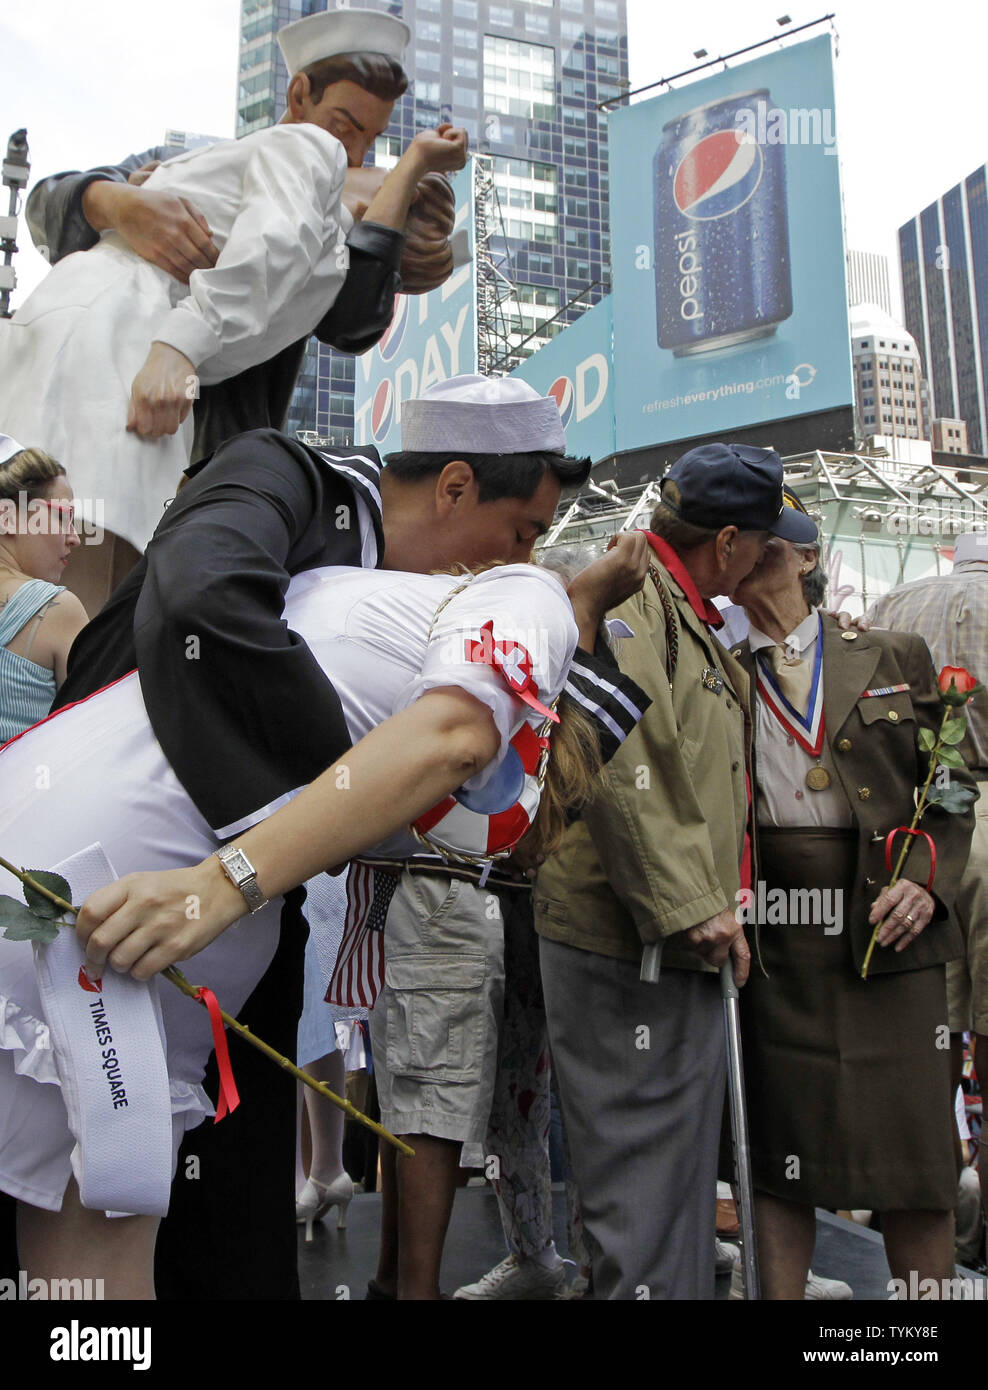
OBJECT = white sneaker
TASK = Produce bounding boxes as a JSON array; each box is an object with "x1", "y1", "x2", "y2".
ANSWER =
[
  {"x1": 716, "y1": 1239, "x2": 741, "y2": 1274},
  {"x1": 804, "y1": 1270, "x2": 853, "y2": 1300},
  {"x1": 729, "y1": 1265, "x2": 853, "y2": 1299},
  {"x1": 453, "y1": 1253, "x2": 568, "y2": 1300}
]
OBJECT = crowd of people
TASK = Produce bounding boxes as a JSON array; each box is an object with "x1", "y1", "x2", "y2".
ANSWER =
[{"x1": 0, "y1": 6, "x2": 983, "y2": 1302}]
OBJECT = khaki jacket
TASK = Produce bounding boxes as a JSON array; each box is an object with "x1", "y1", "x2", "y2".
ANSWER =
[
  {"x1": 535, "y1": 558, "x2": 752, "y2": 968},
  {"x1": 731, "y1": 617, "x2": 975, "y2": 976}
]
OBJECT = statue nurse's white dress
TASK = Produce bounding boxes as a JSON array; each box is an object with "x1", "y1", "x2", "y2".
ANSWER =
[{"x1": 0, "y1": 124, "x2": 353, "y2": 552}]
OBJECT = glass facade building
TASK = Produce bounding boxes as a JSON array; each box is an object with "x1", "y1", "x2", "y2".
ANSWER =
[
  {"x1": 899, "y1": 164, "x2": 988, "y2": 456},
  {"x1": 235, "y1": 0, "x2": 628, "y2": 442}
]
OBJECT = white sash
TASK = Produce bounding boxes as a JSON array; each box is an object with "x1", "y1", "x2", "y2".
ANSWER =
[{"x1": 32, "y1": 844, "x2": 173, "y2": 1217}]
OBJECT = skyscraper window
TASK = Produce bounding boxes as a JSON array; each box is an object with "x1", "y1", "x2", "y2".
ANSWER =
[{"x1": 484, "y1": 36, "x2": 555, "y2": 122}]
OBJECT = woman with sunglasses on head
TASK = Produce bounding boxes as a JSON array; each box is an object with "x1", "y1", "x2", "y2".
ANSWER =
[{"x1": 0, "y1": 436, "x2": 86, "y2": 742}]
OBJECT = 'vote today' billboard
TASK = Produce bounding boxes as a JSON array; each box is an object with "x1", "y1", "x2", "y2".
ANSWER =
[{"x1": 353, "y1": 162, "x2": 478, "y2": 454}]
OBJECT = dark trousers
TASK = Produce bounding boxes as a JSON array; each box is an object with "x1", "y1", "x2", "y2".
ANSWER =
[
  {"x1": 541, "y1": 938, "x2": 725, "y2": 1300},
  {"x1": 154, "y1": 891, "x2": 307, "y2": 1300}
]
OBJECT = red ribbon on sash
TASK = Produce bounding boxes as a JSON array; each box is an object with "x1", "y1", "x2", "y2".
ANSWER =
[
  {"x1": 193, "y1": 986, "x2": 240, "y2": 1123},
  {"x1": 465, "y1": 621, "x2": 560, "y2": 723},
  {"x1": 884, "y1": 827, "x2": 937, "y2": 892}
]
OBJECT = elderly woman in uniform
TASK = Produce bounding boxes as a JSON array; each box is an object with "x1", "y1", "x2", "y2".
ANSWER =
[{"x1": 728, "y1": 497, "x2": 976, "y2": 1299}]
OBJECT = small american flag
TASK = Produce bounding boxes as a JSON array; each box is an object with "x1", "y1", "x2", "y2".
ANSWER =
[{"x1": 327, "y1": 862, "x2": 401, "y2": 1008}]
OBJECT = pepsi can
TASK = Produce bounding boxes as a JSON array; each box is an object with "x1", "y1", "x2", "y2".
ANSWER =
[{"x1": 654, "y1": 89, "x2": 793, "y2": 355}]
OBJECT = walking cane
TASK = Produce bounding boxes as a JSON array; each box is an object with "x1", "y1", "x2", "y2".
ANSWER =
[
  {"x1": 640, "y1": 943, "x2": 760, "y2": 1299},
  {"x1": 720, "y1": 960, "x2": 760, "y2": 1300}
]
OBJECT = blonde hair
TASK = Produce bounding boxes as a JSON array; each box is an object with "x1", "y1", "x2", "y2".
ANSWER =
[
  {"x1": 527, "y1": 696, "x2": 603, "y2": 858},
  {"x1": 0, "y1": 446, "x2": 65, "y2": 503}
]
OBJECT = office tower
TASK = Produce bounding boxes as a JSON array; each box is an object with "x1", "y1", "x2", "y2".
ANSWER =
[
  {"x1": 899, "y1": 164, "x2": 988, "y2": 456},
  {"x1": 931, "y1": 418, "x2": 969, "y2": 455},
  {"x1": 236, "y1": 0, "x2": 628, "y2": 442},
  {"x1": 850, "y1": 304, "x2": 925, "y2": 444},
  {"x1": 846, "y1": 249, "x2": 892, "y2": 317}
]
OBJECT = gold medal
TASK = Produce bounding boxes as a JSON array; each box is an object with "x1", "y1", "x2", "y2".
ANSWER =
[{"x1": 806, "y1": 764, "x2": 831, "y2": 791}]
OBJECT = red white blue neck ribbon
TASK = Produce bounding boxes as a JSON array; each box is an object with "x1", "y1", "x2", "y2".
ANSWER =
[{"x1": 755, "y1": 613, "x2": 826, "y2": 759}]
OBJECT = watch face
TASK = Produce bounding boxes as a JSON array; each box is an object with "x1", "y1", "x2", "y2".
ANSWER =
[{"x1": 221, "y1": 847, "x2": 252, "y2": 880}]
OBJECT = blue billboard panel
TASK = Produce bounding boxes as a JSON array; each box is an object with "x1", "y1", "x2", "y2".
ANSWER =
[
  {"x1": 609, "y1": 34, "x2": 853, "y2": 451},
  {"x1": 353, "y1": 162, "x2": 477, "y2": 454},
  {"x1": 510, "y1": 296, "x2": 615, "y2": 462}
]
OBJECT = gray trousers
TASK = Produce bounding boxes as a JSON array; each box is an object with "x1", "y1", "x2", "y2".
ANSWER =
[{"x1": 540, "y1": 937, "x2": 725, "y2": 1300}]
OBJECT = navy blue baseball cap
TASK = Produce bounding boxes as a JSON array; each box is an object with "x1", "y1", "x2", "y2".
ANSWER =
[{"x1": 661, "y1": 442, "x2": 818, "y2": 543}]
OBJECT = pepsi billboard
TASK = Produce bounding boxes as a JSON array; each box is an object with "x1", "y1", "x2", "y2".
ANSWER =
[
  {"x1": 353, "y1": 161, "x2": 478, "y2": 453},
  {"x1": 510, "y1": 296, "x2": 615, "y2": 462},
  {"x1": 609, "y1": 34, "x2": 853, "y2": 452}
]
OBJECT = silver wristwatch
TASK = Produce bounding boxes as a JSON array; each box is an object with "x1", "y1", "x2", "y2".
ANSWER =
[{"x1": 214, "y1": 844, "x2": 268, "y2": 914}]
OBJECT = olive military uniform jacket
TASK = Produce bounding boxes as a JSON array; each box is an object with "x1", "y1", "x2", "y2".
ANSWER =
[
  {"x1": 732, "y1": 617, "x2": 976, "y2": 977},
  {"x1": 535, "y1": 549, "x2": 753, "y2": 970}
]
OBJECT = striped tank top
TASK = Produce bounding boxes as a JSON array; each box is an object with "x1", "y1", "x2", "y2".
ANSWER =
[{"x1": 0, "y1": 579, "x2": 63, "y2": 744}]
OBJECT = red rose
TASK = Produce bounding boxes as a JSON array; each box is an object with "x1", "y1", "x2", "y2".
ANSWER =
[{"x1": 938, "y1": 666, "x2": 979, "y2": 706}]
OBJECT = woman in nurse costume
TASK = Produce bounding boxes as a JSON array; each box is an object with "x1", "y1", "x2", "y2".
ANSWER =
[
  {"x1": 0, "y1": 557, "x2": 602, "y2": 1296},
  {"x1": 0, "y1": 8, "x2": 465, "y2": 558}
]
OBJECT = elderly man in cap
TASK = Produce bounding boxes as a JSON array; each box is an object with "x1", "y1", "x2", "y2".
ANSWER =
[
  {"x1": 534, "y1": 441, "x2": 818, "y2": 1300},
  {"x1": 868, "y1": 532, "x2": 988, "y2": 1239}
]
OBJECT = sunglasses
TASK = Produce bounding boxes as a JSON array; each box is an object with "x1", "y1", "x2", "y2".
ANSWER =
[{"x1": 36, "y1": 499, "x2": 77, "y2": 533}]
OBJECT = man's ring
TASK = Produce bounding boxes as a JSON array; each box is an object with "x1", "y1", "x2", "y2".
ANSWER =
[{"x1": 904, "y1": 913, "x2": 916, "y2": 926}]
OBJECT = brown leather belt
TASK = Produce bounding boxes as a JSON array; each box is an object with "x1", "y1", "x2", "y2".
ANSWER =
[{"x1": 357, "y1": 857, "x2": 531, "y2": 894}]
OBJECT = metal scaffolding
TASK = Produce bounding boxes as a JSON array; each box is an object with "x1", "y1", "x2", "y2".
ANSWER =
[
  {"x1": 538, "y1": 449, "x2": 988, "y2": 564},
  {"x1": 473, "y1": 154, "x2": 520, "y2": 377}
]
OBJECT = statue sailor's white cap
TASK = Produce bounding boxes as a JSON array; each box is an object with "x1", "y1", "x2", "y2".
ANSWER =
[
  {"x1": 278, "y1": 8, "x2": 410, "y2": 77},
  {"x1": 400, "y1": 375, "x2": 567, "y2": 454},
  {"x1": 953, "y1": 532, "x2": 988, "y2": 564},
  {"x1": 0, "y1": 434, "x2": 24, "y2": 466}
]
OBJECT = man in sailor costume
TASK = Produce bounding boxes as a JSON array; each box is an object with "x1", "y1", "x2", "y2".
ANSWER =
[{"x1": 34, "y1": 376, "x2": 646, "y2": 1298}]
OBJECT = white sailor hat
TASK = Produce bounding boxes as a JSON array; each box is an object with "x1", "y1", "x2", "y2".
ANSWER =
[
  {"x1": 277, "y1": 8, "x2": 410, "y2": 77},
  {"x1": 400, "y1": 374, "x2": 567, "y2": 454},
  {"x1": 0, "y1": 434, "x2": 25, "y2": 466}
]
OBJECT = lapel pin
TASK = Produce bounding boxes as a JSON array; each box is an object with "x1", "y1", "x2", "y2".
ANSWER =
[{"x1": 701, "y1": 667, "x2": 724, "y2": 694}]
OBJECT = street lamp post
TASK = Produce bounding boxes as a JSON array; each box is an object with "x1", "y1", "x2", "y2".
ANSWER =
[{"x1": 0, "y1": 128, "x2": 31, "y2": 319}]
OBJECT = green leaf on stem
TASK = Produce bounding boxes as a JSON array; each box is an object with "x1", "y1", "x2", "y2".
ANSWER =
[
  {"x1": 928, "y1": 784, "x2": 977, "y2": 814},
  {"x1": 937, "y1": 747, "x2": 966, "y2": 769},
  {"x1": 22, "y1": 871, "x2": 72, "y2": 919},
  {"x1": 939, "y1": 719, "x2": 967, "y2": 746},
  {"x1": 917, "y1": 727, "x2": 937, "y2": 751},
  {"x1": 0, "y1": 896, "x2": 60, "y2": 943}
]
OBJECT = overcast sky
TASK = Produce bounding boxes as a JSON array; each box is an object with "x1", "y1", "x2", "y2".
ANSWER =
[{"x1": 3, "y1": 0, "x2": 986, "y2": 309}]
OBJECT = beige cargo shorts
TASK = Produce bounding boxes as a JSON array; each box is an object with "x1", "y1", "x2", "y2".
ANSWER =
[{"x1": 369, "y1": 871, "x2": 505, "y2": 1145}]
